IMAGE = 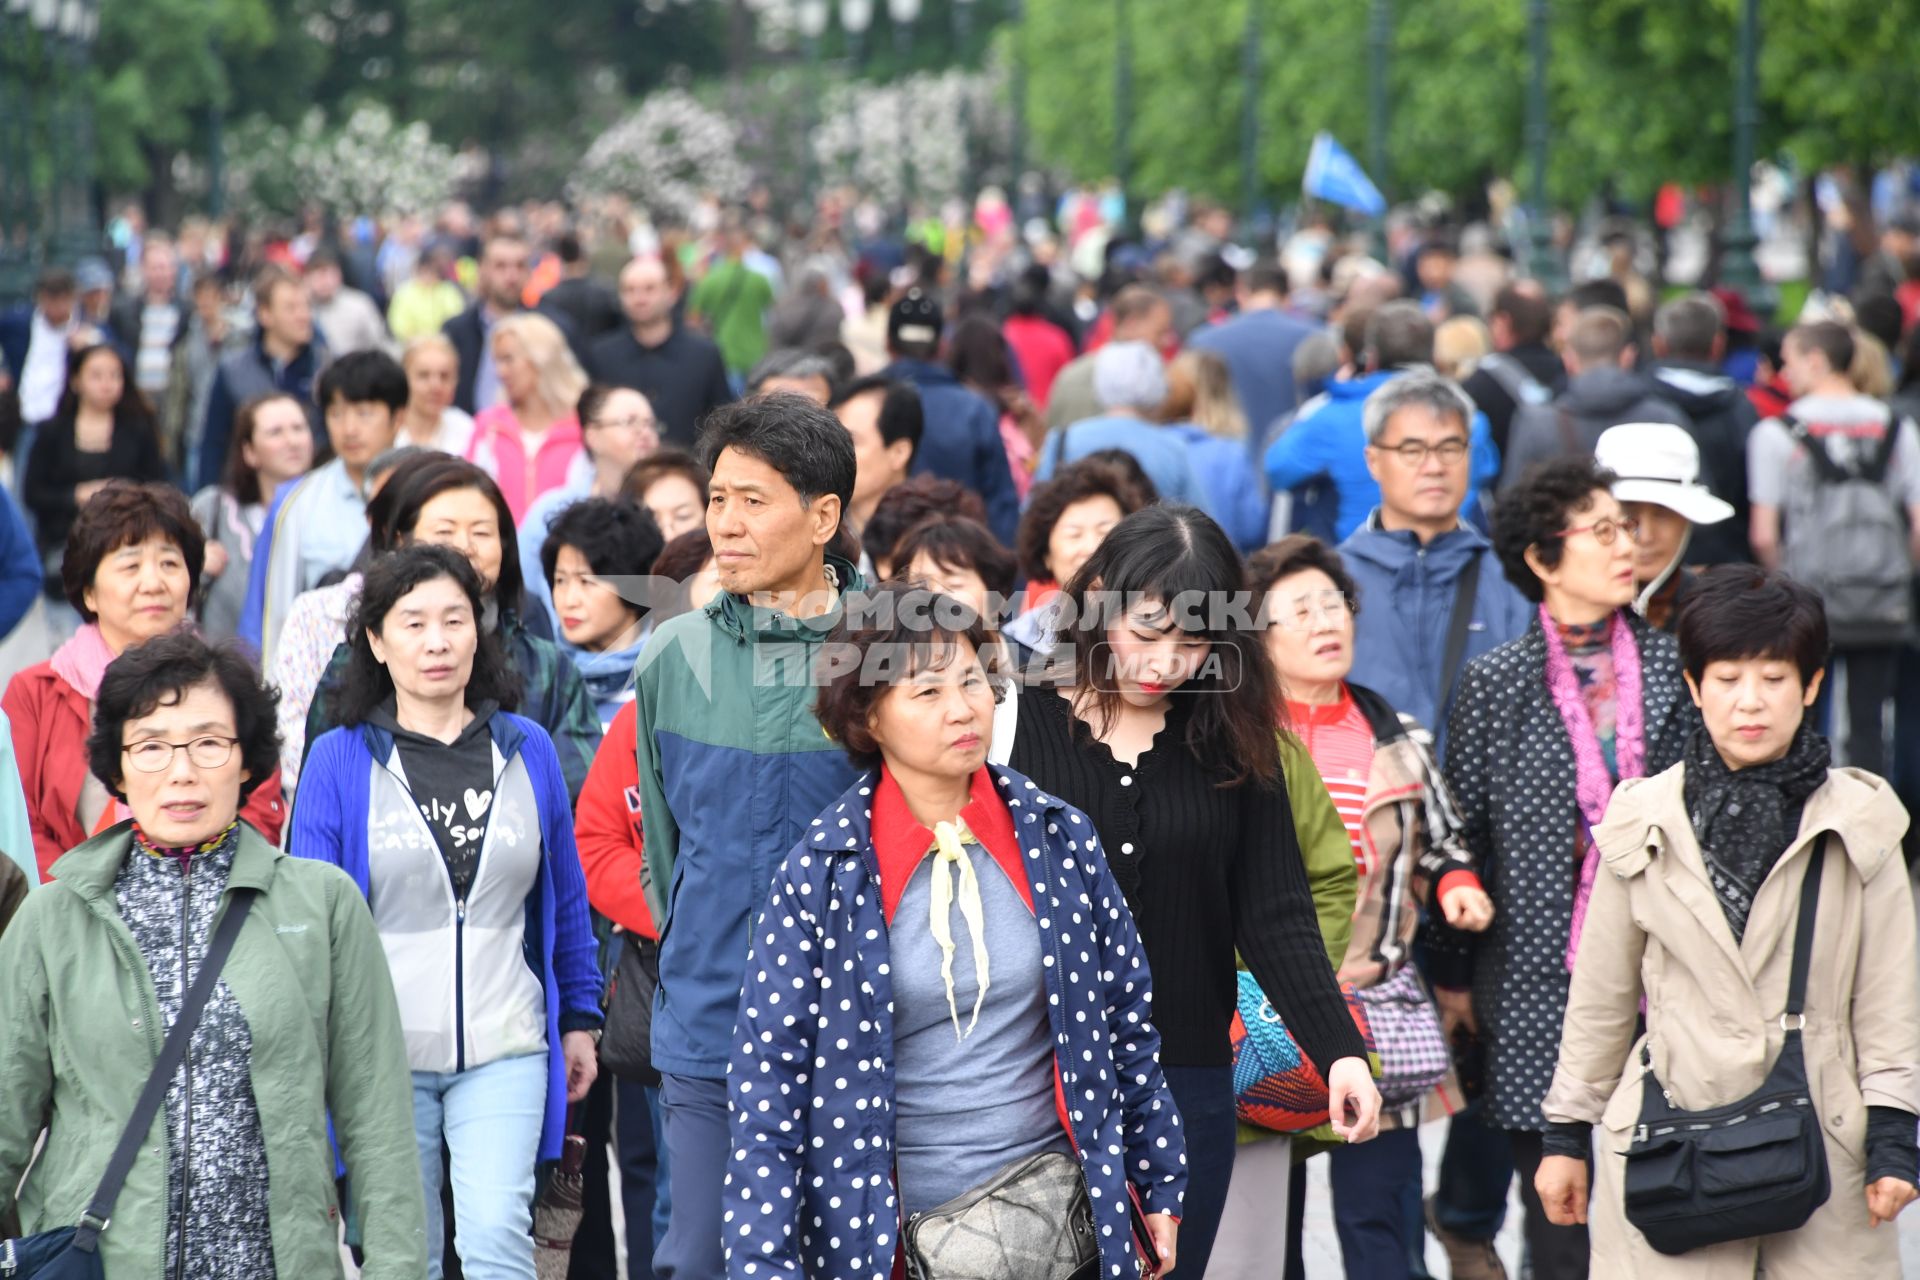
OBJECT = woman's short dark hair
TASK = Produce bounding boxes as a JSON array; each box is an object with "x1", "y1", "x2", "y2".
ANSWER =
[
  {"x1": 863, "y1": 476, "x2": 989, "y2": 578},
  {"x1": 87, "y1": 629, "x2": 280, "y2": 804},
  {"x1": 1676, "y1": 565, "x2": 1830, "y2": 686},
  {"x1": 695, "y1": 393, "x2": 856, "y2": 512},
  {"x1": 336, "y1": 544, "x2": 521, "y2": 726},
  {"x1": 222, "y1": 392, "x2": 308, "y2": 506},
  {"x1": 947, "y1": 315, "x2": 1015, "y2": 394},
  {"x1": 621, "y1": 448, "x2": 711, "y2": 508},
  {"x1": 1016, "y1": 458, "x2": 1155, "y2": 584},
  {"x1": 889, "y1": 517, "x2": 1019, "y2": 607},
  {"x1": 63, "y1": 481, "x2": 207, "y2": 619},
  {"x1": 540, "y1": 498, "x2": 665, "y2": 615},
  {"x1": 1054, "y1": 504, "x2": 1283, "y2": 786},
  {"x1": 814, "y1": 583, "x2": 995, "y2": 771},
  {"x1": 1491, "y1": 456, "x2": 1618, "y2": 604},
  {"x1": 1245, "y1": 534, "x2": 1359, "y2": 611},
  {"x1": 382, "y1": 455, "x2": 526, "y2": 611}
]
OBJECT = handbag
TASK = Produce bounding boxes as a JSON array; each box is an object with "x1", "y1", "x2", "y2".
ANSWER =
[
  {"x1": 902, "y1": 1150, "x2": 1098, "y2": 1280},
  {"x1": 1230, "y1": 971, "x2": 1377, "y2": 1133},
  {"x1": 1621, "y1": 840, "x2": 1832, "y2": 1255},
  {"x1": 1352, "y1": 966, "x2": 1450, "y2": 1108},
  {"x1": 599, "y1": 932, "x2": 660, "y2": 1085},
  {"x1": 1, "y1": 889, "x2": 256, "y2": 1279}
]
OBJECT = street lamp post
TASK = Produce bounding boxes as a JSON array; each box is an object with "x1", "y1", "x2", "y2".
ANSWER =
[
  {"x1": 1525, "y1": 0, "x2": 1559, "y2": 287},
  {"x1": 1240, "y1": 0, "x2": 1259, "y2": 227},
  {"x1": 1366, "y1": 0, "x2": 1389, "y2": 256},
  {"x1": 797, "y1": 0, "x2": 829, "y2": 205},
  {"x1": 1008, "y1": 0, "x2": 1026, "y2": 191},
  {"x1": 0, "y1": 0, "x2": 32, "y2": 302},
  {"x1": 1113, "y1": 0, "x2": 1132, "y2": 230},
  {"x1": 48, "y1": 0, "x2": 97, "y2": 266},
  {"x1": 953, "y1": 0, "x2": 973, "y2": 52},
  {"x1": 842, "y1": 0, "x2": 872, "y2": 70},
  {"x1": 888, "y1": 0, "x2": 918, "y2": 61},
  {"x1": 1720, "y1": 0, "x2": 1770, "y2": 316}
]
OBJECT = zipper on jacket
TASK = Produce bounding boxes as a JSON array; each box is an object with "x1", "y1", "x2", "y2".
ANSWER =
[
  {"x1": 174, "y1": 866, "x2": 194, "y2": 1280},
  {"x1": 455, "y1": 894, "x2": 469, "y2": 1072}
]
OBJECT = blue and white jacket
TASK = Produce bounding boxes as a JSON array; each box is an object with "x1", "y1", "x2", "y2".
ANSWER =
[
  {"x1": 724, "y1": 765, "x2": 1187, "y2": 1280},
  {"x1": 288, "y1": 709, "x2": 602, "y2": 1161}
]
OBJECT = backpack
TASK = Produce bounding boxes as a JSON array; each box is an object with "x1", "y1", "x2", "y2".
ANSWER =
[
  {"x1": 1780, "y1": 413, "x2": 1913, "y2": 645},
  {"x1": 1475, "y1": 352, "x2": 1553, "y2": 409}
]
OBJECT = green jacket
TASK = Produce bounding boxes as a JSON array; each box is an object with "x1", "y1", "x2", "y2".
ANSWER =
[{"x1": 0, "y1": 822, "x2": 427, "y2": 1278}]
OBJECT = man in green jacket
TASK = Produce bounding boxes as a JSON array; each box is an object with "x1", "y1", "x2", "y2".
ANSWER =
[{"x1": 0, "y1": 821, "x2": 427, "y2": 1278}]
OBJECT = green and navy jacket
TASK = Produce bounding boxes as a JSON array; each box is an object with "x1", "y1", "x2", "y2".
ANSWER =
[
  {"x1": 634, "y1": 557, "x2": 864, "y2": 1079},
  {"x1": 724, "y1": 765, "x2": 1186, "y2": 1279}
]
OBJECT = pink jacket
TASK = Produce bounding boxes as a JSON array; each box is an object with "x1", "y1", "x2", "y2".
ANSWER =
[{"x1": 467, "y1": 406, "x2": 585, "y2": 522}]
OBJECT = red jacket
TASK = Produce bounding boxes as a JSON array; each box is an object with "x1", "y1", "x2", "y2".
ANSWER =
[
  {"x1": 574, "y1": 700, "x2": 656, "y2": 939},
  {"x1": 2, "y1": 660, "x2": 286, "y2": 880}
]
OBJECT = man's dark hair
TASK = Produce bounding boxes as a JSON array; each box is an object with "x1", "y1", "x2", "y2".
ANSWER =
[
  {"x1": 337, "y1": 544, "x2": 521, "y2": 726},
  {"x1": 814, "y1": 584, "x2": 995, "y2": 771},
  {"x1": 695, "y1": 393, "x2": 856, "y2": 513},
  {"x1": 1653, "y1": 293, "x2": 1724, "y2": 362},
  {"x1": 88, "y1": 629, "x2": 282, "y2": 805},
  {"x1": 63, "y1": 481, "x2": 206, "y2": 620},
  {"x1": 304, "y1": 247, "x2": 342, "y2": 275},
  {"x1": 622, "y1": 447, "x2": 711, "y2": 507},
  {"x1": 35, "y1": 267, "x2": 75, "y2": 299},
  {"x1": 1564, "y1": 278, "x2": 1630, "y2": 315},
  {"x1": 1015, "y1": 458, "x2": 1154, "y2": 583},
  {"x1": 946, "y1": 316, "x2": 1015, "y2": 396},
  {"x1": 556, "y1": 232, "x2": 585, "y2": 265},
  {"x1": 1364, "y1": 300, "x2": 1435, "y2": 371},
  {"x1": 252, "y1": 264, "x2": 302, "y2": 313},
  {"x1": 831, "y1": 374, "x2": 925, "y2": 467},
  {"x1": 890, "y1": 516, "x2": 1019, "y2": 604},
  {"x1": 1852, "y1": 293, "x2": 1904, "y2": 355},
  {"x1": 1491, "y1": 455, "x2": 1619, "y2": 603},
  {"x1": 1676, "y1": 565, "x2": 1830, "y2": 687},
  {"x1": 815, "y1": 340, "x2": 857, "y2": 390},
  {"x1": 384, "y1": 455, "x2": 527, "y2": 611},
  {"x1": 222, "y1": 392, "x2": 309, "y2": 506},
  {"x1": 540, "y1": 498, "x2": 665, "y2": 610},
  {"x1": 863, "y1": 476, "x2": 989, "y2": 578},
  {"x1": 1786, "y1": 320, "x2": 1854, "y2": 377},
  {"x1": 1416, "y1": 236, "x2": 1458, "y2": 261},
  {"x1": 1493, "y1": 284, "x2": 1552, "y2": 346},
  {"x1": 1245, "y1": 533, "x2": 1360, "y2": 609},
  {"x1": 317, "y1": 349, "x2": 409, "y2": 413},
  {"x1": 1243, "y1": 258, "x2": 1290, "y2": 297}
]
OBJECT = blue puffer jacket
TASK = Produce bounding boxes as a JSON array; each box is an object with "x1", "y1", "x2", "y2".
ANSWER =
[
  {"x1": 1264, "y1": 369, "x2": 1501, "y2": 541},
  {"x1": 1338, "y1": 512, "x2": 1534, "y2": 758},
  {"x1": 724, "y1": 765, "x2": 1187, "y2": 1280}
]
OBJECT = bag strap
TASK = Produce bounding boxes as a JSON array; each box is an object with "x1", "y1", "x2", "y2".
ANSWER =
[
  {"x1": 73, "y1": 888, "x2": 257, "y2": 1251},
  {"x1": 1782, "y1": 414, "x2": 1852, "y2": 486},
  {"x1": 1784, "y1": 835, "x2": 1827, "y2": 1021},
  {"x1": 1437, "y1": 551, "x2": 1483, "y2": 715}
]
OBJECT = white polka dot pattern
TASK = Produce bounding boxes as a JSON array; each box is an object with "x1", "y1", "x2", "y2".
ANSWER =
[{"x1": 721, "y1": 764, "x2": 1188, "y2": 1278}]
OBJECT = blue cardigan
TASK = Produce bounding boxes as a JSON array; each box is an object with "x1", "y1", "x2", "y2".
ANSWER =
[{"x1": 288, "y1": 708, "x2": 602, "y2": 1161}]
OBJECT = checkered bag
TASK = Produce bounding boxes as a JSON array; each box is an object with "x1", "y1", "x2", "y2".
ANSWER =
[{"x1": 1353, "y1": 966, "x2": 1450, "y2": 1108}]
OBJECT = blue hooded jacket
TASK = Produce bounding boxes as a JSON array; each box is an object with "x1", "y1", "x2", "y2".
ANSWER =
[
  {"x1": 1264, "y1": 369, "x2": 1501, "y2": 542},
  {"x1": 879, "y1": 358, "x2": 1021, "y2": 545},
  {"x1": 1337, "y1": 512, "x2": 1534, "y2": 756}
]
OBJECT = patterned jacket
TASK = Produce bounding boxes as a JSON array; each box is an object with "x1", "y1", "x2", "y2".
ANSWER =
[
  {"x1": 1437, "y1": 614, "x2": 1696, "y2": 1130},
  {"x1": 724, "y1": 765, "x2": 1186, "y2": 1280}
]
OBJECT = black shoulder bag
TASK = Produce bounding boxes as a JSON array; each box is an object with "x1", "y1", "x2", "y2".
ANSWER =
[
  {"x1": 1, "y1": 890, "x2": 257, "y2": 1279},
  {"x1": 1436, "y1": 551, "x2": 1483, "y2": 720},
  {"x1": 1621, "y1": 841, "x2": 1831, "y2": 1255}
]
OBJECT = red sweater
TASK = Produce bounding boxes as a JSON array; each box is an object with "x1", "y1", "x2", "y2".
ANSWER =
[
  {"x1": 573, "y1": 700, "x2": 657, "y2": 938},
  {"x1": 3, "y1": 660, "x2": 285, "y2": 881}
]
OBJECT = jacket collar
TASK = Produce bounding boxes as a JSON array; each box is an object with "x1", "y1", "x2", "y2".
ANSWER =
[
  {"x1": 50, "y1": 817, "x2": 283, "y2": 903},
  {"x1": 816, "y1": 763, "x2": 1078, "y2": 867},
  {"x1": 707, "y1": 553, "x2": 864, "y2": 642},
  {"x1": 357, "y1": 704, "x2": 523, "y2": 766}
]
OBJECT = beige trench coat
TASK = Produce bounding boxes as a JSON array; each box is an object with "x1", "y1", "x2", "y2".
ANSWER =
[{"x1": 1542, "y1": 763, "x2": 1920, "y2": 1278}]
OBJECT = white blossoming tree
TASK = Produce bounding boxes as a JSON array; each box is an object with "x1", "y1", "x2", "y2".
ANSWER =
[
  {"x1": 810, "y1": 67, "x2": 1009, "y2": 209},
  {"x1": 225, "y1": 105, "x2": 461, "y2": 218},
  {"x1": 570, "y1": 89, "x2": 752, "y2": 223}
]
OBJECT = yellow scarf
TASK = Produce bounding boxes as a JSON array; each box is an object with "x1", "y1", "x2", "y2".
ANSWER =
[{"x1": 927, "y1": 819, "x2": 992, "y2": 1041}]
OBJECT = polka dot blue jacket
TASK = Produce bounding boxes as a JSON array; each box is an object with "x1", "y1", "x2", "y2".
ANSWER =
[{"x1": 724, "y1": 764, "x2": 1187, "y2": 1279}]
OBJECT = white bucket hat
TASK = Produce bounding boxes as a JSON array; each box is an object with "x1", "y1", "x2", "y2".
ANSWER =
[{"x1": 1594, "y1": 422, "x2": 1734, "y2": 525}]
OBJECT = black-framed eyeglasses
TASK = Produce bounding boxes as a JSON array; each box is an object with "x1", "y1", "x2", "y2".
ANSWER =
[
  {"x1": 1372, "y1": 437, "x2": 1470, "y2": 467},
  {"x1": 122, "y1": 736, "x2": 239, "y2": 773},
  {"x1": 1553, "y1": 516, "x2": 1641, "y2": 547}
]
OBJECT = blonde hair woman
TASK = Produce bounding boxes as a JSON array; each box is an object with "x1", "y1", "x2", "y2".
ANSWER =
[
  {"x1": 1850, "y1": 328, "x2": 1895, "y2": 400},
  {"x1": 1160, "y1": 348, "x2": 1268, "y2": 549},
  {"x1": 467, "y1": 311, "x2": 591, "y2": 521},
  {"x1": 1165, "y1": 348, "x2": 1249, "y2": 439},
  {"x1": 398, "y1": 333, "x2": 477, "y2": 455},
  {"x1": 1434, "y1": 314, "x2": 1494, "y2": 380}
]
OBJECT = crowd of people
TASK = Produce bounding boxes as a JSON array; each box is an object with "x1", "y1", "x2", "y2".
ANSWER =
[{"x1": 0, "y1": 186, "x2": 1917, "y2": 1280}]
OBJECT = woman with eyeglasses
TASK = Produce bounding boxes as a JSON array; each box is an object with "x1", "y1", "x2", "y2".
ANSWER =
[{"x1": 1436, "y1": 456, "x2": 1696, "y2": 1278}]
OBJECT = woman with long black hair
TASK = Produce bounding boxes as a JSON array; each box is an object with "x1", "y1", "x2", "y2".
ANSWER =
[{"x1": 1006, "y1": 502, "x2": 1382, "y2": 1275}]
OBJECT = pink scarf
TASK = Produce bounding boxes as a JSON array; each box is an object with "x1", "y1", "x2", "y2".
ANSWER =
[
  {"x1": 49, "y1": 622, "x2": 118, "y2": 702},
  {"x1": 1539, "y1": 605, "x2": 1645, "y2": 970}
]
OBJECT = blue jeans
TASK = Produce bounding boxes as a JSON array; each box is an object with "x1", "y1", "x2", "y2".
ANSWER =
[
  {"x1": 616, "y1": 1079, "x2": 669, "y2": 1278},
  {"x1": 413, "y1": 1052, "x2": 548, "y2": 1280},
  {"x1": 1431, "y1": 1096, "x2": 1512, "y2": 1241}
]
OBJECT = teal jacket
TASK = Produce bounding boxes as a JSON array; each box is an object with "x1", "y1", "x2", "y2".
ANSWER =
[
  {"x1": 634, "y1": 557, "x2": 865, "y2": 1078},
  {"x1": 0, "y1": 706, "x2": 34, "y2": 890},
  {"x1": 0, "y1": 822, "x2": 427, "y2": 1278}
]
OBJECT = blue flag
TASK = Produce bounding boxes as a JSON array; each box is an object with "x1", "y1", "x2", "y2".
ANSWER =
[{"x1": 1302, "y1": 132, "x2": 1386, "y2": 217}]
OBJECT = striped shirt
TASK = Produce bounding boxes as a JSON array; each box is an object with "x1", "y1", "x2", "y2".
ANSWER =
[{"x1": 1287, "y1": 689, "x2": 1377, "y2": 875}]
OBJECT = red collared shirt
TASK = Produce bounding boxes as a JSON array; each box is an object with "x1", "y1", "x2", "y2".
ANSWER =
[{"x1": 870, "y1": 765, "x2": 1032, "y2": 925}]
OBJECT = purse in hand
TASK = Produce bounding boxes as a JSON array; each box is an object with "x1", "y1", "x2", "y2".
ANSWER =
[{"x1": 1620, "y1": 840, "x2": 1832, "y2": 1255}]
